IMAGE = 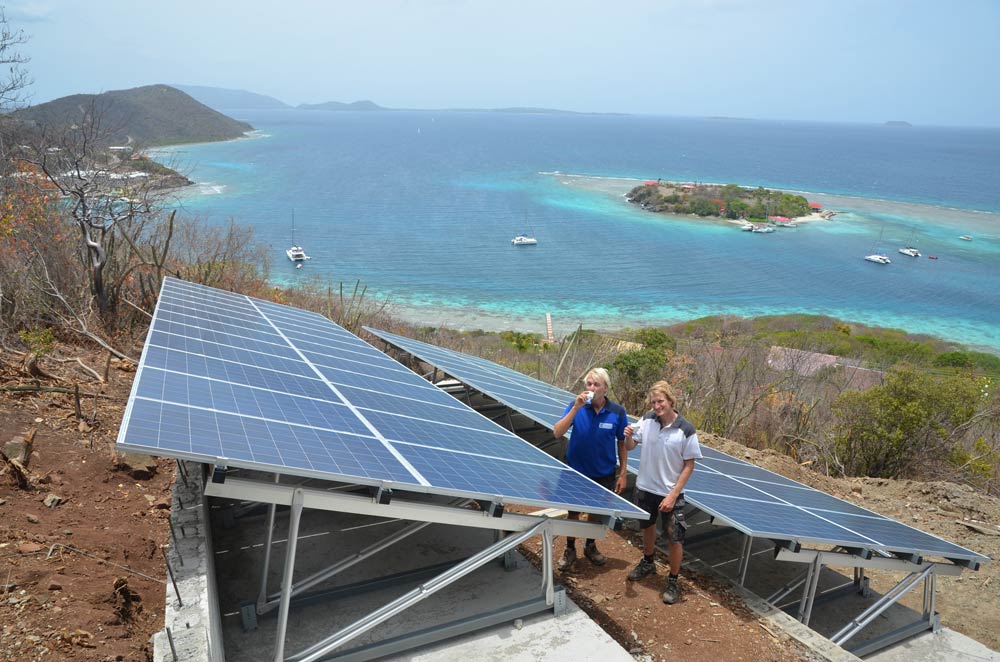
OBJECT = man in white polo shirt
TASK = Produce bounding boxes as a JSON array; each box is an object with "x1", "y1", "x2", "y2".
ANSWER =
[{"x1": 623, "y1": 380, "x2": 702, "y2": 604}]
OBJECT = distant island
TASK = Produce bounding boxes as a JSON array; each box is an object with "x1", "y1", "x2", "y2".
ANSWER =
[
  {"x1": 170, "y1": 85, "x2": 616, "y2": 116},
  {"x1": 173, "y1": 84, "x2": 290, "y2": 110},
  {"x1": 884, "y1": 120, "x2": 913, "y2": 127},
  {"x1": 298, "y1": 100, "x2": 385, "y2": 111},
  {"x1": 627, "y1": 181, "x2": 832, "y2": 224}
]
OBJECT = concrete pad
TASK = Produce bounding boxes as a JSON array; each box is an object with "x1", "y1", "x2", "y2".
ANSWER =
[
  {"x1": 394, "y1": 601, "x2": 633, "y2": 662},
  {"x1": 868, "y1": 629, "x2": 1000, "y2": 662}
]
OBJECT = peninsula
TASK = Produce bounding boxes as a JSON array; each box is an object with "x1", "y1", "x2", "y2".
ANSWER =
[{"x1": 627, "y1": 181, "x2": 833, "y2": 225}]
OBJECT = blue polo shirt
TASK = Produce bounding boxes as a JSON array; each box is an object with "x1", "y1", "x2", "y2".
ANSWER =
[{"x1": 561, "y1": 399, "x2": 628, "y2": 478}]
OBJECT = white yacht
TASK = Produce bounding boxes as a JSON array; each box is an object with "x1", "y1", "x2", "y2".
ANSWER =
[
  {"x1": 512, "y1": 234, "x2": 538, "y2": 246},
  {"x1": 286, "y1": 245, "x2": 310, "y2": 262},
  {"x1": 865, "y1": 226, "x2": 890, "y2": 264},
  {"x1": 751, "y1": 225, "x2": 775, "y2": 233},
  {"x1": 286, "y1": 211, "x2": 311, "y2": 262},
  {"x1": 898, "y1": 247, "x2": 921, "y2": 257}
]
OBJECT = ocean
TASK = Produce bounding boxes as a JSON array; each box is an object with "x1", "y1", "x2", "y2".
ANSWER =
[{"x1": 155, "y1": 111, "x2": 1000, "y2": 350}]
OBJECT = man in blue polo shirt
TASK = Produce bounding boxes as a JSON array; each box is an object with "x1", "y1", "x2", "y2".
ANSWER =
[{"x1": 553, "y1": 367, "x2": 628, "y2": 572}]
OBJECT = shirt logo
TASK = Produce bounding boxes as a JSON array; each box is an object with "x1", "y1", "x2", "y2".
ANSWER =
[{"x1": 599, "y1": 422, "x2": 614, "y2": 430}]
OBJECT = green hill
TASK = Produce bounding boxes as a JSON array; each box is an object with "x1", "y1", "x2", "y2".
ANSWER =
[{"x1": 11, "y1": 84, "x2": 254, "y2": 146}]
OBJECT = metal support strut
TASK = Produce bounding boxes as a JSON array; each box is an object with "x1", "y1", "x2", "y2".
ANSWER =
[
  {"x1": 273, "y1": 488, "x2": 305, "y2": 662},
  {"x1": 287, "y1": 519, "x2": 549, "y2": 662}
]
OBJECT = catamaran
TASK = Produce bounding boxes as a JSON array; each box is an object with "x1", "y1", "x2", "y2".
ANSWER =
[
  {"x1": 286, "y1": 211, "x2": 311, "y2": 262},
  {"x1": 511, "y1": 212, "x2": 538, "y2": 246},
  {"x1": 865, "y1": 226, "x2": 891, "y2": 264}
]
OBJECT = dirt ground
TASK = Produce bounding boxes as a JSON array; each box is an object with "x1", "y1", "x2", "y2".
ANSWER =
[
  {"x1": 518, "y1": 527, "x2": 818, "y2": 661},
  {"x1": 1, "y1": 345, "x2": 998, "y2": 661},
  {"x1": 0, "y1": 352, "x2": 171, "y2": 662}
]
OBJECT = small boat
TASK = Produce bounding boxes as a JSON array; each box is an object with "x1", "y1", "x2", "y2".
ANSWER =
[
  {"x1": 751, "y1": 224, "x2": 775, "y2": 233},
  {"x1": 512, "y1": 212, "x2": 538, "y2": 246},
  {"x1": 865, "y1": 226, "x2": 890, "y2": 264},
  {"x1": 959, "y1": 235, "x2": 973, "y2": 241},
  {"x1": 898, "y1": 247, "x2": 921, "y2": 257},
  {"x1": 739, "y1": 221, "x2": 755, "y2": 231},
  {"x1": 928, "y1": 255, "x2": 938, "y2": 260},
  {"x1": 286, "y1": 211, "x2": 311, "y2": 262}
]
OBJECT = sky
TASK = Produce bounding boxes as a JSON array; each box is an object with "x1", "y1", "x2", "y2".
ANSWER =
[{"x1": 4, "y1": 0, "x2": 1000, "y2": 127}]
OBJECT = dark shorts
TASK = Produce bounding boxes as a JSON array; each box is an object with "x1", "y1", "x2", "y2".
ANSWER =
[
  {"x1": 568, "y1": 473, "x2": 617, "y2": 518},
  {"x1": 636, "y1": 490, "x2": 687, "y2": 544}
]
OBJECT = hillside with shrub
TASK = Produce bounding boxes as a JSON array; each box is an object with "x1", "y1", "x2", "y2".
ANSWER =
[{"x1": 10, "y1": 84, "x2": 253, "y2": 146}]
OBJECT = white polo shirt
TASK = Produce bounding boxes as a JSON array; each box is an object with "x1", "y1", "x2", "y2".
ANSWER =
[{"x1": 632, "y1": 412, "x2": 702, "y2": 497}]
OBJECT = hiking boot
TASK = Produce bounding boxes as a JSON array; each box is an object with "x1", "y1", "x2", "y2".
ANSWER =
[
  {"x1": 557, "y1": 546, "x2": 578, "y2": 572},
  {"x1": 583, "y1": 542, "x2": 607, "y2": 566},
  {"x1": 627, "y1": 557, "x2": 657, "y2": 581},
  {"x1": 662, "y1": 576, "x2": 680, "y2": 604}
]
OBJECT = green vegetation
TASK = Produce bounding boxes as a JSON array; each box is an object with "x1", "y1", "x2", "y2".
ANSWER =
[
  {"x1": 627, "y1": 182, "x2": 812, "y2": 220},
  {"x1": 670, "y1": 314, "x2": 1000, "y2": 376},
  {"x1": 831, "y1": 366, "x2": 987, "y2": 478}
]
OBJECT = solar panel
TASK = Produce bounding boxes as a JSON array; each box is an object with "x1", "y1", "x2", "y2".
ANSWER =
[
  {"x1": 365, "y1": 328, "x2": 989, "y2": 563},
  {"x1": 117, "y1": 279, "x2": 646, "y2": 518}
]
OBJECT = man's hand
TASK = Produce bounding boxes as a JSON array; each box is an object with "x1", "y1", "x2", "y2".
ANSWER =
[
  {"x1": 659, "y1": 494, "x2": 677, "y2": 512},
  {"x1": 615, "y1": 473, "x2": 627, "y2": 494}
]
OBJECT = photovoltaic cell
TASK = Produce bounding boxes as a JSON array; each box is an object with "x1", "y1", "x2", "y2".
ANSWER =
[
  {"x1": 365, "y1": 327, "x2": 989, "y2": 563},
  {"x1": 117, "y1": 278, "x2": 644, "y2": 518}
]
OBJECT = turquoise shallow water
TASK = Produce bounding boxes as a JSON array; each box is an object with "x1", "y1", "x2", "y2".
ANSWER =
[{"x1": 156, "y1": 111, "x2": 1000, "y2": 349}]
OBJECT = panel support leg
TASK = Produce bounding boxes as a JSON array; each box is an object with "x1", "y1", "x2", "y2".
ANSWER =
[
  {"x1": 737, "y1": 534, "x2": 753, "y2": 586},
  {"x1": 257, "y1": 474, "x2": 282, "y2": 611},
  {"x1": 541, "y1": 526, "x2": 554, "y2": 606},
  {"x1": 797, "y1": 554, "x2": 823, "y2": 626},
  {"x1": 273, "y1": 488, "x2": 304, "y2": 662}
]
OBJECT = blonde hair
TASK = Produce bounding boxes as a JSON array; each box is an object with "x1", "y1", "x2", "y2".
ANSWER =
[
  {"x1": 585, "y1": 367, "x2": 611, "y2": 391},
  {"x1": 647, "y1": 380, "x2": 675, "y2": 407}
]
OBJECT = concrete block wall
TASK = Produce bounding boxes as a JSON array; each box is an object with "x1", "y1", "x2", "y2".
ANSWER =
[{"x1": 153, "y1": 462, "x2": 223, "y2": 662}]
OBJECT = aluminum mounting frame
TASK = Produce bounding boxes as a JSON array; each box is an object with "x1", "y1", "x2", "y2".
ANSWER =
[{"x1": 205, "y1": 470, "x2": 608, "y2": 661}]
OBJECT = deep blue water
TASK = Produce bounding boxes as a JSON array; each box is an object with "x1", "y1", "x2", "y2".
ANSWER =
[{"x1": 158, "y1": 111, "x2": 1000, "y2": 349}]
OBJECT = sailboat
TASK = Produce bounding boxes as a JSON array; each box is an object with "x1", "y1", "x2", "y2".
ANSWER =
[
  {"x1": 286, "y1": 211, "x2": 311, "y2": 262},
  {"x1": 865, "y1": 227, "x2": 891, "y2": 264},
  {"x1": 898, "y1": 227, "x2": 921, "y2": 257},
  {"x1": 512, "y1": 212, "x2": 538, "y2": 246}
]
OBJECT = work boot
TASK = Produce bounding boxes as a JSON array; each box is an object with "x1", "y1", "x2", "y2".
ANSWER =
[
  {"x1": 627, "y1": 557, "x2": 657, "y2": 581},
  {"x1": 557, "y1": 546, "x2": 577, "y2": 572},
  {"x1": 583, "y1": 542, "x2": 607, "y2": 566},
  {"x1": 662, "y1": 576, "x2": 680, "y2": 604}
]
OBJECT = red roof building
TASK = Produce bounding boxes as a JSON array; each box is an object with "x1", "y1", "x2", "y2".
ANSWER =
[{"x1": 809, "y1": 202, "x2": 822, "y2": 210}]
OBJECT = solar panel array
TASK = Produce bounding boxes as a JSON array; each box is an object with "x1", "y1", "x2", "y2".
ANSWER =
[
  {"x1": 116, "y1": 278, "x2": 646, "y2": 518},
  {"x1": 366, "y1": 328, "x2": 988, "y2": 563}
]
